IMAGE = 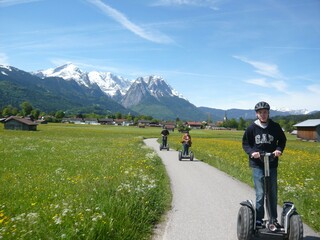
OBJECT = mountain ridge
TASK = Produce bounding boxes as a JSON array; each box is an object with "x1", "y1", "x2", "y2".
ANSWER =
[{"x1": 1, "y1": 63, "x2": 317, "y2": 121}]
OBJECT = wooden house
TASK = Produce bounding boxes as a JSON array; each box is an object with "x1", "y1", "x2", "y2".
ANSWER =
[
  {"x1": 4, "y1": 116, "x2": 38, "y2": 131},
  {"x1": 187, "y1": 121, "x2": 203, "y2": 129},
  {"x1": 61, "y1": 118, "x2": 84, "y2": 124},
  {"x1": 138, "y1": 120, "x2": 151, "y2": 128},
  {"x1": 163, "y1": 124, "x2": 175, "y2": 132},
  {"x1": 293, "y1": 119, "x2": 320, "y2": 142},
  {"x1": 83, "y1": 118, "x2": 99, "y2": 125},
  {"x1": 98, "y1": 118, "x2": 114, "y2": 125}
]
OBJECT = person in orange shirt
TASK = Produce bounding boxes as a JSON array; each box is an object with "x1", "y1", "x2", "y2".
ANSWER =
[{"x1": 181, "y1": 132, "x2": 192, "y2": 156}]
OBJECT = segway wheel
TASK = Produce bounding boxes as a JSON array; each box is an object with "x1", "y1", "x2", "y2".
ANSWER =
[
  {"x1": 287, "y1": 214, "x2": 303, "y2": 240},
  {"x1": 190, "y1": 152, "x2": 194, "y2": 161},
  {"x1": 237, "y1": 206, "x2": 254, "y2": 240},
  {"x1": 167, "y1": 145, "x2": 169, "y2": 151},
  {"x1": 178, "y1": 151, "x2": 182, "y2": 161}
]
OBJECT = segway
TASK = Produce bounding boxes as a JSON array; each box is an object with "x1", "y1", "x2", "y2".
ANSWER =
[
  {"x1": 178, "y1": 144, "x2": 194, "y2": 161},
  {"x1": 160, "y1": 135, "x2": 169, "y2": 151},
  {"x1": 237, "y1": 152, "x2": 303, "y2": 240}
]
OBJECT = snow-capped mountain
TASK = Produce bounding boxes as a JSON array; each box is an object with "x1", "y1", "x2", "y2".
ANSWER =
[
  {"x1": 34, "y1": 63, "x2": 205, "y2": 119},
  {"x1": 1, "y1": 64, "x2": 130, "y2": 114},
  {"x1": 121, "y1": 75, "x2": 186, "y2": 108},
  {"x1": 140, "y1": 76, "x2": 185, "y2": 99},
  {"x1": 87, "y1": 71, "x2": 131, "y2": 98},
  {"x1": 35, "y1": 63, "x2": 90, "y2": 87},
  {"x1": 32, "y1": 63, "x2": 199, "y2": 119},
  {"x1": 274, "y1": 108, "x2": 311, "y2": 115},
  {"x1": 34, "y1": 63, "x2": 186, "y2": 104},
  {"x1": 34, "y1": 63, "x2": 132, "y2": 99}
]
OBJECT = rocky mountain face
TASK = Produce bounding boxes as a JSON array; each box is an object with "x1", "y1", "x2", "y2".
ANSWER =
[
  {"x1": 0, "y1": 65, "x2": 130, "y2": 115},
  {"x1": 121, "y1": 77, "x2": 153, "y2": 108},
  {"x1": 33, "y1": 64, "x2": 205, "y2": 120},
  {"x1": 34, "y1": 63, "x2": 132, "y2": 101}
]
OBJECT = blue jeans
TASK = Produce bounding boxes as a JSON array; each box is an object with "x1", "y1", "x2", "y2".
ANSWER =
[
  {"x1": 252, "y1": 167, "x2": 278, "y2": 222},
  {"x1": 162, "y1": 136, "x2": 167, "y2": 146},
  {"x1": 183, "y1": 143, "x2": 189, "y2": 155}
]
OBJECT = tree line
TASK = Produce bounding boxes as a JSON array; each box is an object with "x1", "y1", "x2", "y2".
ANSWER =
[
  {"x1": 1, "y1": 101, "x2": 319, "y2": 132},
  {"x1": 0, "y1": 101, "x2": 158, "y2": 124}
]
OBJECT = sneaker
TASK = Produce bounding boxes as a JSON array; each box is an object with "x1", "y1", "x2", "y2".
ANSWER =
[
  {"x1": 256, "y1": 220, "x2": 263, "y2": 228},
  {"x1": 273, "y1": 220, "x2": 282, "y2": 229}
]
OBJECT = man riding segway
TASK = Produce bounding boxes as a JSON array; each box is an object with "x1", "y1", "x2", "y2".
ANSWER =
[
  {"x1": 242, "y1": 101, "x2": 286, "y2": 228},
  {"x1": 160, "y1": 126, "x2": 170, "y2": 151},
  {"x1": 238, "y1": 101, "x2": 303, "y2": 240}
]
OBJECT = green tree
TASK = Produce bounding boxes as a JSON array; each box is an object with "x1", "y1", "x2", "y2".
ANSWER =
[
  {"x1": 115, "y1": 112, "x2": 122, "y2": 119},
  {"x1": 20, "y1": 101, "x2": 33, "y2": 117},
  {"x1": 134, "y1": 117, "x2": 139, "y2": 125},
  {"x1": 2, "y1": 105, "x2": 13, "y2": 117},
  {"x1": 126, "y1": 113, "x2": 133, "y2": 121},
  {"x1": 31, "y1": 109, "x2": 40, "y2": 120},
  {"x1": 223, "y1": 118, "x2": 238, "y2": 129},
  {"x1": 55, "y1": 110, "x2": 65, "y2": 119},
  {"x1": 238, "y1": 117, "x2": 246, "y2": 130}
]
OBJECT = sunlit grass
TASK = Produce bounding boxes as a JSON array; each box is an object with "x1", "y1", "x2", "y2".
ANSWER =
[
  {"x1": 0, "y1": 124, "x2": 171, "y2": 240},
  {"x1": 1, "y1": 124, "x2": 319, "y2": 238}
]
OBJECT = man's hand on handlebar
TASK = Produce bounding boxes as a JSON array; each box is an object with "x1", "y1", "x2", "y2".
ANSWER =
[
  {"x1": 251, "y1": 150, "x2": 282, "y2": 159},
  {"x1": 273, "y1": 150, "x2": 282, "y2": 157},
  {"x1": 251, "y1": 152, "x2": 260, "y2": 159}
]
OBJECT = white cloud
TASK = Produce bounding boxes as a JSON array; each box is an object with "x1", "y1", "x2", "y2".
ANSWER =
[
  {"x1": 0, "y1": 53, "x2": 9, "y2": 66},
  {"x1": 307, "y1": 84, "x2": 320, "y2": 95},
  {"x1": 272, "y1": 80, "x2": 287, "y2": 92},
  {"x1": 234, "y1": 55, "x2": 282, "y2": 79},
  {"x1": 235, "y1": 56, "x2": 289, "y2": 93},
  {"x1": 87, "y1": 0, "x2": 173, "y2": 44},
  {"x1": 245, "y1": 78, "x2": 268, "y2": 87},
  {"x1": 244, "y1": 78, "x2": 287, "y2": 93},
  {"x1": 269, "y1": 91, "x2": 320, "y2": 112}
]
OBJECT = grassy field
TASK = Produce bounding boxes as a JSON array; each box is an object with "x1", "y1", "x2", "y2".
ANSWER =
[
  {"x1": 0, "y1": 124, "x2": 171, "y2": 240},
  {"x1": 1, "y1": 124, "x2": 319, "y2": 239}
]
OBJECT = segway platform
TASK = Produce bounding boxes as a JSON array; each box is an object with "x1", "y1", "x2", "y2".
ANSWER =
[
  {"x1": 178, "y1": 150, "x2": 194, "y2": 161},
  {"x1": 160, "y1": 144, "x2": 169, "y2": 151},
  {"x1": 237, "y1": 153, "x2": 303, "y2": 240}
]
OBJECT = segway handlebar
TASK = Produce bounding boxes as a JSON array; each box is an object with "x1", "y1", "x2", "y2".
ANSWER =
[{"x1": 259, "y1": 152, "x2": 275, "y2": 157}]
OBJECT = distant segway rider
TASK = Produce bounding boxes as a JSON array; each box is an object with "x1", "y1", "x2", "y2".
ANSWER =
[
  {"x1": 161, "y1": 127, "x2": 170, "y2": 147},
  {"x1": 242, "y1": 101, "x2": 287, "y2": 228},
  {"x1": 181, "y1": 132, "x2": 192, "y2": 156}
]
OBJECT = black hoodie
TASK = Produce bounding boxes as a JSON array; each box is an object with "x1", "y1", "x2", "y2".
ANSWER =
[{"x1": 242, "y1": 119, "x2": 287, "y2": 168}]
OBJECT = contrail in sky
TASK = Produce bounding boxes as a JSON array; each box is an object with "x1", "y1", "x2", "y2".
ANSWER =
[{"x1": 87, "y1": 0, "x2": 173, "y2": 44}]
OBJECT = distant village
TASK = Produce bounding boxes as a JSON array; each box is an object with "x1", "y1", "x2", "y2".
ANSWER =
[{"x1": 1, "y1": 114, "x2": 320, "y2": 142}]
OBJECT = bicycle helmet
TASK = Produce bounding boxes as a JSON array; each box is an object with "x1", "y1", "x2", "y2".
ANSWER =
[{"x1": 254, "y1": 101, "x2": 270, "y2": 112}]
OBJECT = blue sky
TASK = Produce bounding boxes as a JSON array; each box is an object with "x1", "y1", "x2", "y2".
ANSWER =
[{"x1": 1, "y1": 0, "x2": 319, "y2": 112}]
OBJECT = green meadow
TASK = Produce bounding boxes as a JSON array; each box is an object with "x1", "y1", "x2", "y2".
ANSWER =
[
  {"x1": 1, "y1": 124, "x2": 319, "y2": 239},
  {"x1": 1, "y1": 124, "x2": 171, "y2": 240}
]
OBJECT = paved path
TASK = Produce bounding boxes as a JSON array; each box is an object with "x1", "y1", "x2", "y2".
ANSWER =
[{"x1": 144, "y1": 138, "x2": 320, "y2": 240}]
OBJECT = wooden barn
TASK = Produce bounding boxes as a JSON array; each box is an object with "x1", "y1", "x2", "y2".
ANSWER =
[
  {"x1": 4, "y1": 116, "x2": 38, "y2": 131},
  {"x1": 163, "y1": 124, "x2": 175, "y2": 132},
  {"x1": 293, "y1": 119, "x2": 320, "y2": 142}
]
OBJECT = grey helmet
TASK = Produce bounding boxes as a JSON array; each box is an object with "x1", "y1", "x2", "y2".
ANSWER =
[{"x1": 254, "y1": 101, "x2": 270, "y2": 112}]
